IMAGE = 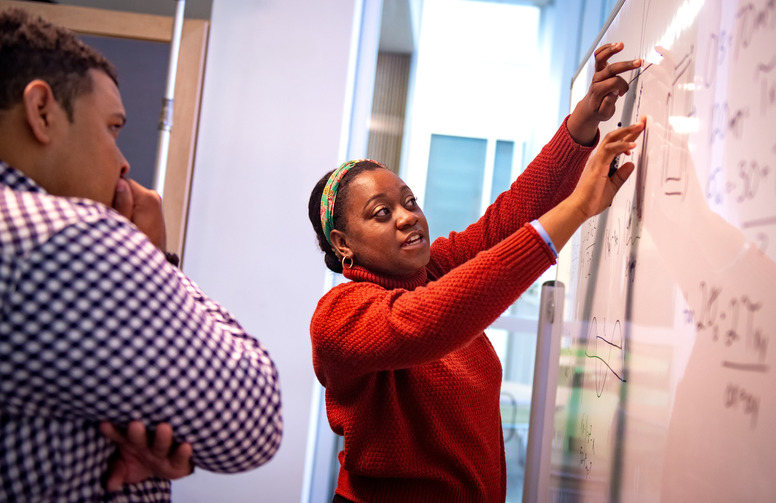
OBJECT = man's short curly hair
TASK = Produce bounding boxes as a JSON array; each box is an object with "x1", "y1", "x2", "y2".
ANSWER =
[{"x1": 0, "y1": 7, "x2": 118, "y2": 120}]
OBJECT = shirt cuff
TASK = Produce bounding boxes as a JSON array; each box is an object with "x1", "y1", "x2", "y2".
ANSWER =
[{"x1": 530, "y1": 219, "x2": 558, "y2": 258}]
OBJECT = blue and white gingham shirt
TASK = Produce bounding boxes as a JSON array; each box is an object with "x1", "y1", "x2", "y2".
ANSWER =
[{"x1": 0, "y1": 161, "x2": 283, "y2": 502}]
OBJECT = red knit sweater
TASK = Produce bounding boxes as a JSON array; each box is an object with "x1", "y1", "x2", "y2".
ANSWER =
[{"x1": 310, "y1": 119, "x2": 595, "y2": 503}]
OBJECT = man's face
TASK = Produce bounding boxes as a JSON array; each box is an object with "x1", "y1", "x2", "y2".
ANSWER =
[{"x1": 49, "y1": 69, "x2": 129, "y2": 206}]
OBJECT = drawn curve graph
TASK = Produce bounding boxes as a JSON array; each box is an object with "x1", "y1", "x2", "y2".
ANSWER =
[{"x1": 584, "y1": 317, "x2": 626, "y2": 397}]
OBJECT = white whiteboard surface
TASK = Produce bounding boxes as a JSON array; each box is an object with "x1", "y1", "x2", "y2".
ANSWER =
[{"x1": 552, "y1": 0, "x2": 776, "y2": 501}]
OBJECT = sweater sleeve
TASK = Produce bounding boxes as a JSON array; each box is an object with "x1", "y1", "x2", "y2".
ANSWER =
[
  {"x1": 311, "y1": 223, "x2": 556, "y2": 384},
  {"x1": 427, "y1": 116, "x2": 597, "y2": 277}
]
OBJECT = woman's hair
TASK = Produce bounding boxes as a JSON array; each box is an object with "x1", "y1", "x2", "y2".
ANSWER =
[{"x1": 308, "y1": 160, "x2": 385, "y2": 273}]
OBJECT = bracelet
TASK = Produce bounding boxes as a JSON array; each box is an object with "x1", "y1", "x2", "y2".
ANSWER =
[{"x1": 164, "y1": 252, "x2": 180, "y2": 267}]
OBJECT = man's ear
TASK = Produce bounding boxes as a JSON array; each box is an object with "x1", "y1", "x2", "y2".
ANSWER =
[
  {"x1": 329, "y1": 229, "x2": 352, "y2": 260},
  {"x1": 22, "y1": 79, "x2": 60, "y2": 144}
]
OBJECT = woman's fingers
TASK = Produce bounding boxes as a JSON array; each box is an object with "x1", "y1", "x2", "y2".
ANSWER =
[
  {"x1": 604, "y1": 118, "x2": 646, "y2": 144},
  {"x1": 594, "y1": 59, "x2": 642, "y2": 84},
  {"x1": 611, "y1": 161, "x2": 636, "y2": 189},
  {"x1": 592, "y1": 41, "x2": 640, "y2": 87},
  {"x1": 593, "y1": 42, "x2": 624, "y2": 71},
  {"x1": 594, "y1": 118, "x2": 646, "y2": 176}
]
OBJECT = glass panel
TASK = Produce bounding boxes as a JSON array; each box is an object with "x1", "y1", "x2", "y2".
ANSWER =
[
  {"x1": 424, "y1": 134, "x2": 487, "y2": 240},
  {"x1": 491, "y1": 140, "x2": 514, "y2": 204},
  {"x1": 500, "y1": 376, "x2": 533, "y2": 503},
  {"x1": 487, "y1": 327, "x2": 509, "y2": 364}
]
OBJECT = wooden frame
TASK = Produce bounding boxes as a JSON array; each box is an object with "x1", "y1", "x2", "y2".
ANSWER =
[{"x1": 0, "y1": 0, "x2": 209, "y2": 259}]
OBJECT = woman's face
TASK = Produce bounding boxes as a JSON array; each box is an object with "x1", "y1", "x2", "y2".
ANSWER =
[{"x1": 331, "y1": 168, "x2": 431, "y2": 278}]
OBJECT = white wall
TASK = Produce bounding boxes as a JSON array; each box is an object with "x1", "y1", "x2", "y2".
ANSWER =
[{"x1": 175, "y1": 0, "x2": 362, "y2": 501}]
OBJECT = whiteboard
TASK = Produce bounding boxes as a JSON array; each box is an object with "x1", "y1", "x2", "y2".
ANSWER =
[{"x1": 552, "y1": 0, "x2": 776, "y2": 501}]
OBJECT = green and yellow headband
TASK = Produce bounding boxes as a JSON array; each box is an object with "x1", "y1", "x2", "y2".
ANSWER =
[{"x1": 320, "y1": 159, "x2": 383, "y2": 246}]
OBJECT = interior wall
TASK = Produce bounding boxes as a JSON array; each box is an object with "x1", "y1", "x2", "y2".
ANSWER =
[{"x1": 176, "y1": 0, "x2": 362, "y2": 501}]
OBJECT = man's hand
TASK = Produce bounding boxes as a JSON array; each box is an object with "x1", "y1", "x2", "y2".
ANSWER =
[
  {"x1": 112, "y1": 178, "x2": 167, "y2": 251},
  {"x1": 100, "y1": 421, "x2": 193, "y2": 492}
]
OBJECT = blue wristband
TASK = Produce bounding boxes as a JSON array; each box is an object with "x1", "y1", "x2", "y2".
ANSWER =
[{"x1": 530, "y1": 219, "x2": 558, "y2": 258}]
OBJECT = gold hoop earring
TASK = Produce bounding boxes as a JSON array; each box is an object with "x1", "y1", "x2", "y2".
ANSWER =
[{"x1": 342, "y1": 256, "x2": 354, "y2": 270}]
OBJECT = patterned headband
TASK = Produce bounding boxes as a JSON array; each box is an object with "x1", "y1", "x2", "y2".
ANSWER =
[{"x1": 320, "y1": 159, "x2": 383, "y2": 246}]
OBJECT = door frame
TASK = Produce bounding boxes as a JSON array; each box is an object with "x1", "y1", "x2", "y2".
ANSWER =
[{"x1": 0, "y1": 0, "x2": 209, "y2": 260}]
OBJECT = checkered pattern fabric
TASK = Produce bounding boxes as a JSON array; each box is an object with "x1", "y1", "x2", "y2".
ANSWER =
[{"x1": 0, "y1": 162, "x2": 283, "y2": 502}]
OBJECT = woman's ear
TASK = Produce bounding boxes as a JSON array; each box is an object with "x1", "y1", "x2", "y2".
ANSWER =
[
  {"x1": 329, "y1": 229, "x2": 352, "y2": 260},
  {"x1": 22, "y1": 79, "x2": 59, "y2": 144}
]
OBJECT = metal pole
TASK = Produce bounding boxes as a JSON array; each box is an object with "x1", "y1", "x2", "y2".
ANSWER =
[
  {"x1": 153, "y1": 0, "x2": 187, "y2": 196},
  {"x1": 523, "y1": 280, "x2": 565, "y2": 503}
]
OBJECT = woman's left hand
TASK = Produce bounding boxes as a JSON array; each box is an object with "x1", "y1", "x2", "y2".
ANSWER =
[
  {"x1": 567, "y1": 42, "x2": 642, "y2": 145},
  {"x1": 100, "y1": 421, "x2": 194, "y2": 492}
]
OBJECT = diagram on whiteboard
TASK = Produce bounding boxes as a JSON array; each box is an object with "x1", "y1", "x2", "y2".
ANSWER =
[{"x1": 584, "y1": 317, "x2": 626, "y2": 398}]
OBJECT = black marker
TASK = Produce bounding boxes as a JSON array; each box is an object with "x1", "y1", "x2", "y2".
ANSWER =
[
  {"x1": 609, "y1": 155, "x2": 620, "y2": 177},
  {"x1": 608, "y1": 121, "x2": 624, "y2": 177}
]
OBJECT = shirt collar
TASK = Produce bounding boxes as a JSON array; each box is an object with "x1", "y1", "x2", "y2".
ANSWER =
[{"x1": 0, "y1": 161, "x2": 45, "y2": 194}]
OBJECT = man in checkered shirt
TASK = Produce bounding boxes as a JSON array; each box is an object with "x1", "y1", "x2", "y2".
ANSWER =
[{"x1": 0, "y1": 8, "x2": 283, "y2": 502}]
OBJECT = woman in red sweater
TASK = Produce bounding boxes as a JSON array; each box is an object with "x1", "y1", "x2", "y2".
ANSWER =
[{"x1": 308, "y1": 43, "x2": 645, "y2": 503}]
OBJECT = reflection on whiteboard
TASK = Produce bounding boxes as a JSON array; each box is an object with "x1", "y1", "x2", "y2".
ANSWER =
[{"x1": 552, "y1": 0, "x2": 776, "y2": 501}]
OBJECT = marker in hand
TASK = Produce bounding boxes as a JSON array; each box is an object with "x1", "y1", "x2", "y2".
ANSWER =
[
  {"x1": 609, "y1": 154, "x2": 620, "y2": 178},
  {"x1": 609, "y1": 122, "x2": 623, "y2": 177},
  {"x1": 608, "y1": 117, "x2": 646, "y2": 177}
]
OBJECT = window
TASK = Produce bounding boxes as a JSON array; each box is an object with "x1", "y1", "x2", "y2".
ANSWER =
[
  {"x1": 424, "y1": 134, "x2": 487, "y2": 240},
  {"x1": 424, "y1": 135, "x2": 523, "y2": 241},
  {"x1": 401, "y1": 1, "x2": 547, "y2": 501}
]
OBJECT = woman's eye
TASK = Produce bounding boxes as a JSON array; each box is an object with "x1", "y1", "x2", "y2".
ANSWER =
[
  {"x1": 406, "y1": 197, "x2": 417, "y2": 207},
  {"x1": 374, "y1": 207, "x2": 389, "y2": 217}
]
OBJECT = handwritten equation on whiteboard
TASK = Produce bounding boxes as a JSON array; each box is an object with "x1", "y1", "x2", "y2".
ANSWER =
[
  {"x1": 554, "y1": 0, "x2": 776, "y2": 501},
  {"x1": 702, "y1": 1, "x2": 776, "y2": 260}
]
